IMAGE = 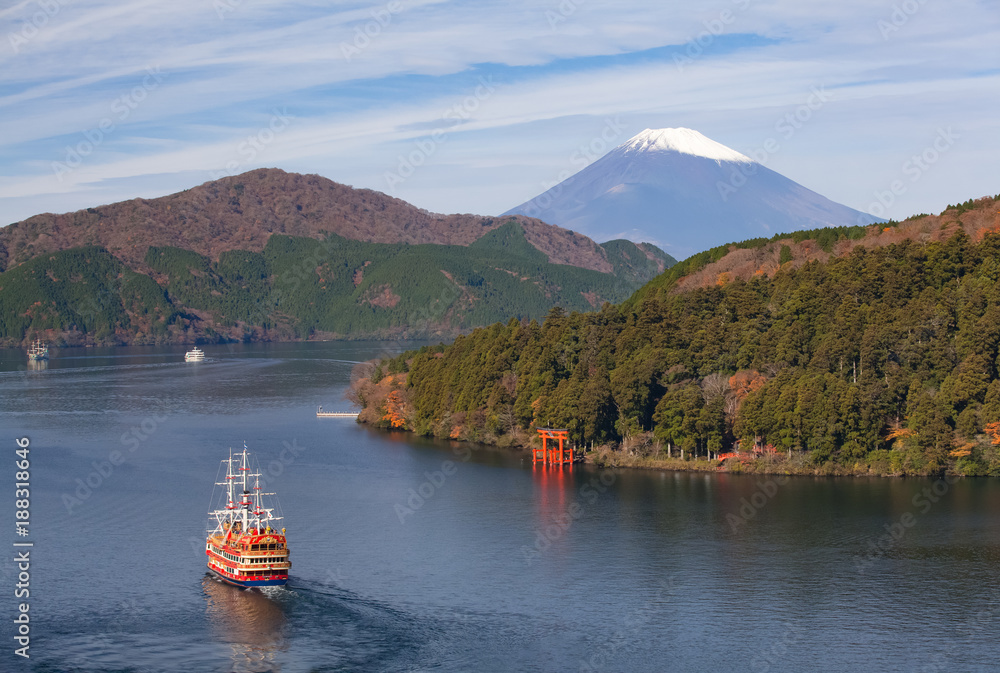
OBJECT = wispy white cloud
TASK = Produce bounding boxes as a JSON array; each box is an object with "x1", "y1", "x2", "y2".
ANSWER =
[{"x1": 0, "y1": 0, "x2": 997, "y2": 224}]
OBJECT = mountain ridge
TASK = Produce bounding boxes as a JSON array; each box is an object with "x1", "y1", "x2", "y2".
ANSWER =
[
  {"x1": 0, "y1": 168, "x2": 626, "y2": 276},
  {"x1": 630, "y1": 195, "x2": 1000, "y2": 306}
]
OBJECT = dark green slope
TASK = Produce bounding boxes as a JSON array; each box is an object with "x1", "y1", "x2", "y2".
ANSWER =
[
  {"x1": 0, "y1": 247, "x2": 172, "y2": 342},
  {"x1": 0, "y1": 221, "x2": 665, "y2": 344},
  {"x1": 376, "y1": 226, "x2": 1000, "y2": 476},
  {"x1": 600, "y1": 239, "x2": 676, "y2": 285},
  {"x1": 468, "y1": 220, "x2": 548, "y2": 262}
]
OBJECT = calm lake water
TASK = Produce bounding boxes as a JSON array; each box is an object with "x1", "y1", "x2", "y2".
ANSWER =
[{"x1": 1, "y1": 342, "x2": 999, "y2": 672}]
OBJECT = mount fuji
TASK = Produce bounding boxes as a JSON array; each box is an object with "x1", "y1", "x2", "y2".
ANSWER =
[{"x1": 504, "y1": 128, "x2": 883, "y2": 258}]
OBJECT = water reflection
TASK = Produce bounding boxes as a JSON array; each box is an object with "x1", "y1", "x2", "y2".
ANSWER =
[
  {"x1": 530, "y1": 465, "x2": 572, "y2": 560},
  {"x1": 202, "y1": 575, "x2": 288, "y2": 672}
]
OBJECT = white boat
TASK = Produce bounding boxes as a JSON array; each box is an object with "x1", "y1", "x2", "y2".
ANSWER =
[
  {"x1": 185, "y1": 347, "x2": 205, "y2": 362},
  {"x1": 27, "y1": 339, "x2": 48, "y2": 361}
]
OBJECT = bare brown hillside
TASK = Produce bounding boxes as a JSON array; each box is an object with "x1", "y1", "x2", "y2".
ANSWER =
[
  {"x1": 0, "y1": 168, "x2": 613, "y2": 274},
  {"x1": 674, "y1": 196, "x2": 1000, "y2": 292}
]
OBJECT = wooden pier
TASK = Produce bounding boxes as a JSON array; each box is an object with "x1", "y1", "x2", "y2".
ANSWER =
[
  {"x1": 316, "y1": 406, "x2": 359, "y2": 418},
  {"x1": 533, "y1": 428, "x2": 573, "y2": 467}
]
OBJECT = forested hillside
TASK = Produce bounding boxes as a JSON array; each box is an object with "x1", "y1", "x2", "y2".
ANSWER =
[
  {"x1": 0, "y1": 247, "x2": 171, "y2": 343},
  {"x1": 0, "y1": 223, "x2": 668, "y2": 345},
  {"x1": 357, "y1": 196, "x2": 1000, "y2": 476}
]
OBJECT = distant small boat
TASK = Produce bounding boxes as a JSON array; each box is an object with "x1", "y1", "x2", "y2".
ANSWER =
[
  {"x1": 27, "y1": 339, "x2": 48, "y2": 361},
  {"x1": 185, "y1": 347, "x2": 205, "y2": 362},
  {"x1": 316, "y1": 406, "x2": 359, "y2": 418}
]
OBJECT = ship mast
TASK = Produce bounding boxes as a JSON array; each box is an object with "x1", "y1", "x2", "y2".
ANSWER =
[{"x1": 209, "y1": 443, "x2": 282, "y2": 539}]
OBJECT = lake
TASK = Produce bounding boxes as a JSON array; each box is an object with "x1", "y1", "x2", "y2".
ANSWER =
[{"x1": 1, "y1": 342, "x2": 998, "y2": 672}]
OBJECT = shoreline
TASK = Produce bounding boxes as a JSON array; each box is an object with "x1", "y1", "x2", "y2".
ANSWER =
[
  {"x1": 0, "y1": 333, "x2": 453, "y2": 350},
  {"x1": 361, "y1": 422, "x2": 965, "y2": 479},
  {"x1": 579, "y1": 450, "x2": 922, "y2": 478}
]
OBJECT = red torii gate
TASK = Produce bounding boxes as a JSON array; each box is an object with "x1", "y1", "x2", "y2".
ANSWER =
[{"x1": 533, "y1": 428, "x2": 573, "y2": 467}]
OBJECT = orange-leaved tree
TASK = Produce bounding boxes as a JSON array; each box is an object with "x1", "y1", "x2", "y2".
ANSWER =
[
  {"x1": 983, "y1": 422, "x2": 1000, "y2": 445},
  {"x1": 383, "y1": 390, "x2": 410, "y2": 429}
]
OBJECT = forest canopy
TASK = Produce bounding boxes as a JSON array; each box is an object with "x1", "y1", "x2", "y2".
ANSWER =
[{"x1": 362, "y1": 230, "x2": 1000, "y2": 476}]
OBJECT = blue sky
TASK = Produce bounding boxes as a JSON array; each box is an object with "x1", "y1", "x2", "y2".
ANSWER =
[{"x1": 0, "y1": 0, "x2": 997, "y2": 227}]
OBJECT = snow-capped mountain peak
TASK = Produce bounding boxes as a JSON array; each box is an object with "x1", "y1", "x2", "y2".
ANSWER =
[
  {"x1": 503, "y1": 126, "x2": 883, "y2": 257},
  {"x1": 621, "y1": 128, "x2": 753, "y2": 164}
]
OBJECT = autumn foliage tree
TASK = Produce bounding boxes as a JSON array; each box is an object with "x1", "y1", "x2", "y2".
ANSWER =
[{"x1": 383, "y1": 390, "x2": 410, "y2": 429}]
